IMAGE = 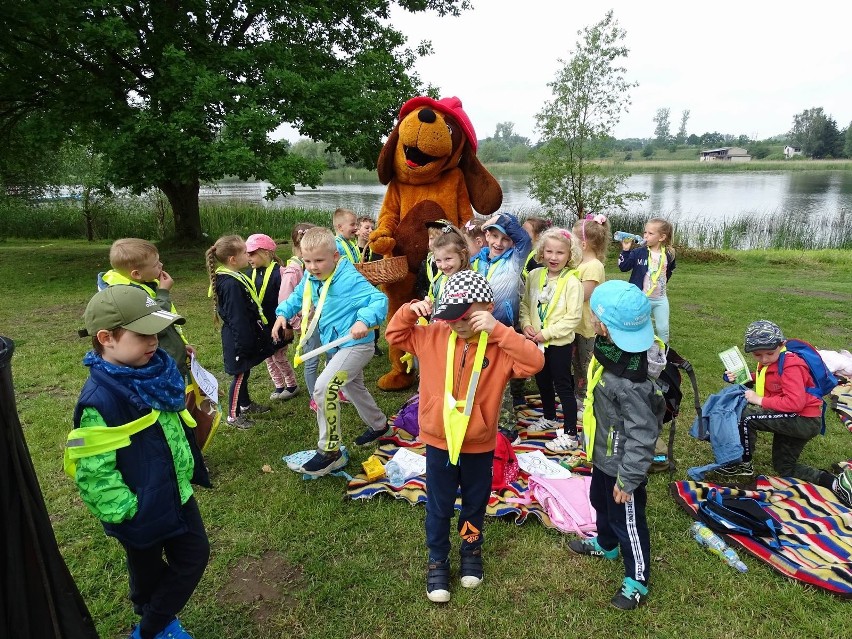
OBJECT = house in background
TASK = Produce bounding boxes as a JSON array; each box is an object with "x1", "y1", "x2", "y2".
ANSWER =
[
  {"x1": 699, "y1": 147, "x2": 752, "y2": 162},
  {"x1": 784, "y1": 145, "x2": 803, "y2": 159}
]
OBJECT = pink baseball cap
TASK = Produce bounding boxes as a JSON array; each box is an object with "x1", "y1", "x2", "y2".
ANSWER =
[{"x1": 245, "y1": 233, "x2": 277, "y2": 253}]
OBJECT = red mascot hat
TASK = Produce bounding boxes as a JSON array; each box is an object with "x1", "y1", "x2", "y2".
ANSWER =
[{"x1": 398, "y1": 96, "x2": 478, "y2": 152}]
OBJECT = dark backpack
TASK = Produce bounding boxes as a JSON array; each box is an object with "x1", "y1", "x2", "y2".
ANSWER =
[
  {"x1": 697, "y1": 488, "x2": 784, "y2": 548},
  {"x1": 778, "y1": 339, "x2": 839, "y2": 434}
]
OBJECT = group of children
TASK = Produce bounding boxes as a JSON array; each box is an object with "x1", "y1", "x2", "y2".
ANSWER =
[{"x1": 67, "y1": 208, "x2": 852, "y2": 636}]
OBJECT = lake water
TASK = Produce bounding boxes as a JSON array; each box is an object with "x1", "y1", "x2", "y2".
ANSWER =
[{"x1": 200, "y1": 170, "x2": 852, "y2": 247}]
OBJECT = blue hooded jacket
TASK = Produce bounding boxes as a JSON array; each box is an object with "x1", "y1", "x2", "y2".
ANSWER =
[
  {"x1": 688, "y1": 384, "x2": 747, "y2": 480},
  {"x1": 276, "y1": 257, "x2": 387, "y2": 348}
]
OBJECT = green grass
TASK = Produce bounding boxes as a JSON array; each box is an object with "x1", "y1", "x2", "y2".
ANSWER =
[{"x1": 3, "y1": 241, "x2": 852, "y2": 639}]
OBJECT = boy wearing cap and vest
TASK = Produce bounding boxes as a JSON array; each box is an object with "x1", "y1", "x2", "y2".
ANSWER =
[
  {"x1": 714, "y1": 320, "x2": 852, "y2": 505},
  {"x1": 98, "y1": 238, "x2": 193, "y2": 377},
  {"x1": 333, "y1": 207, "x2": 362, "y2": 264},
  {"x1": 272, "y1": 227, "x2": 389, "y2": 477},
  {"x1": 67, "y1": 286, "x2": 208, "y2": 639},
  {"x1": 356, "y1": 216, "x2": 384, "y2": 356},
  {"x1": 385, "y1": 270, "x2": 544, "y2": 603},
  {"x1": 568, "y1": 280, "x2": 665, "y2": 610}
]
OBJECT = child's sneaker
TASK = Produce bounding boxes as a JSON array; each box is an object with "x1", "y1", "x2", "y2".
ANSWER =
[
  {"x1": 296, "y1": 450, "x2": 347, "y2": 477},
  {"x1": 460, "y1": 550, "x2": 483, "y2": 588},
  {"x1": 339, "y1": 390, "x2": 350, "y2": 403},
  {"x1": 567, "y1": 536, "x2": 619, "y2": 560},
  {"x1": 270, "y1": 386, "x2": 299, "y2": 400},
  {"x1": 153, "y1": 617, "x2": 193, "y2": 638},
  {"x1": 833, "y1": 468, "x2": 852, "y2": 507},
  {"x1": 611, "y1": 577, "x2": 648, "y2": 610},
  {"x1": 355, "y1": 425, "x2": 390, "y2": 446},
  {"x1": 713, "y1": 460, "x2": 754, "y2": 477},
  {"x1": 426, "y1": 559, "x2": 451, "y2": 603},
  {"x1": 239, "y1": 402, "x2": 271, "y2": 415},
  {"x1": 545, "y1": 432, "x2": 579, "y2": 453},
  {"x1": 226, "y1": 415, "x2": 254, "y2": 430},
  {"x1": 527, "y1": 416, "x2": 558, "y2": 432},
  {"x1": 309, "y1": 398, "x2": 318, "y2": 412}
]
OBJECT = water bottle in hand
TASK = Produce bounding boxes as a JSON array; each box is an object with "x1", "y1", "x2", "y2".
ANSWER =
[
  {"x1": 690, "y1": 522, "x2": 748, "y2": 572},
  {"x1": 613, "y1": 231, "x2": 645, "y2": 245}
]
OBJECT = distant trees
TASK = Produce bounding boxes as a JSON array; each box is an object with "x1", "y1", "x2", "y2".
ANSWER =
[
  {"x1": 653, "y1": 108, "x2": 671, "y2": 143},
  {"x1": 477, "y1": 122, "x2": 531, "y2": 164},
  {"x1": 790, "y1": 108, "x2": 843, "y2": 159},
  {"x1": 530, "y1": 10, "x2": 645, "y2": 217}
]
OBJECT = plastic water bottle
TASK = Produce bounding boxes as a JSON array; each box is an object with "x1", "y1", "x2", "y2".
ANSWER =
[
  {"x1": 690, "y1": 522, "x2": 748, "y2": 573},
  {"x1": 384, "y1": 460, "x2": 406, "y2": 487},
  {"x1": 613, "y1": 231, "x2": 645, "y2": 245}
]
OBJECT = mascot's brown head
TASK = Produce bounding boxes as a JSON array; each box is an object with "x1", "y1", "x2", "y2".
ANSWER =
[{"x1": 377, "y1": 96, "x2": 502, "y2": 215}]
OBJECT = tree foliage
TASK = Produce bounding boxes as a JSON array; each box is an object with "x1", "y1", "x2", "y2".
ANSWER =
[
  {"x1": 676, "y1": 109, "x2": 690, "y2": 144},
  {"x1": 653, "y1": 108, "x2": 671, "y2": 142},
  {"x1": 0, "y1": 1, "x2": 470, "y2": 238},
  {"x1": 789, "y1": 107, "x2": 842, "y2": 159},
  {"x1": 530, "y1": 10, "x2": 645, "y2": 217}
]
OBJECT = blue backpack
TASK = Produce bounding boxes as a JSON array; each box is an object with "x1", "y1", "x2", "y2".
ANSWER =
[{"x1": 778, "y1": 338, "x2": 839, "y2": 434}]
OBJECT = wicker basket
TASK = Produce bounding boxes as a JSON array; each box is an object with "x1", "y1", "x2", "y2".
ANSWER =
[{"x1": 354, "y1": 255, "x2": 408, "y2": 285}]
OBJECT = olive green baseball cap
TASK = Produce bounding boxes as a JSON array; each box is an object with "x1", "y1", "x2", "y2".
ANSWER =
[{"x1": 81, "y1": 286, "x2": 184, "y2": 336}]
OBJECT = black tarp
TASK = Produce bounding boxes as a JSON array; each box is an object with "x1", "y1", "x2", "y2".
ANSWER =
[{"x1": 0, "y1": 336, "x2": 99, "y2": 638}]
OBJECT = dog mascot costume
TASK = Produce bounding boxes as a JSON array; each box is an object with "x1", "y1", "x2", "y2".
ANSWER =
[{"x1": 368, "y1": 96, "x2": 503, "y2": 390}]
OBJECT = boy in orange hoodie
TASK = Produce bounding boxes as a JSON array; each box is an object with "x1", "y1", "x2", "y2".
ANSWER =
[{"x1": 385, "y1": 270, "x2": 544, "y2": 603}]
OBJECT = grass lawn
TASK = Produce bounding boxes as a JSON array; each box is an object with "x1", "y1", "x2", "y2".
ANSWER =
[{"x1": 1, "y1": 240, "x2": 850, "y2": 639}]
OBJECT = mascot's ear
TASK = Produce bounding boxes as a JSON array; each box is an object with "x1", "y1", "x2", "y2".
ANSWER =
[
  {"x1": 459, "y1": 148, "x2": 503, "y2": 215},
  {"x1": 377, "y1": 124, "x2": 400, "y2": 186}
]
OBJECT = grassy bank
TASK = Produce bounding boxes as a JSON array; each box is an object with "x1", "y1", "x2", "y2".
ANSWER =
[{"x1": 2, "y1": 241, "x2": 850, "y2": 639}]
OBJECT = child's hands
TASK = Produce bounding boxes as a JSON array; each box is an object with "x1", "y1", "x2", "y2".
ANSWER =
[
  {"x1": 613, "y1": 485, "x2": 633, "y2": 504},
  {"x1": 350, "y1": 320, "x2": 369, "y2": 339},
  {"x1": 522, "y1": 325, "x2": 537, "y2": 339},
  {"x1": 271, "y1": 316, "x2": 288, "y2": 342},
  {"x1": 468, "y1": 311, "x2": 497, "y2": 335},
  {"x1": 158, "y1": 270, "x2": 174, "y2": 290},
  {"x1": 185, "y1": 344, "x2": 196, "y2": 358},
  {"x1": 410, "y1": 299, "x2": 432, "y2": 318},
  {"x1": 744, "y1": 389, "x2": 763, "y2": 406},
  {"x1": 723, "y1": 370, "x2": 735, "y2": 383},
  {"x1": 621, "y1": 239, "x2": 634, "y2": 251}
]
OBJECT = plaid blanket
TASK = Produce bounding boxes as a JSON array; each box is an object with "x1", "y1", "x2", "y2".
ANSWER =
[
  {"x1": 670, "y1": 476, "x2": 852, "y2": 597},
  {"x1": 346, "y1": 395, "x2": 589, "y2": 529}
]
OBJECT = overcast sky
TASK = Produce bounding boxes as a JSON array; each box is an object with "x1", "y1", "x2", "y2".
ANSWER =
[{"x1": 381, "y1": 0, "x2": 852, "y2": 143}]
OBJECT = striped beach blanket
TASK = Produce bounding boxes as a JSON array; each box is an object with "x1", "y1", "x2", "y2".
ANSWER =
[
  {"x1": 671, "y1": 476, "x2": 852, "y2": 597},
  {"x1": 346, "y1": 415, "x2": 590, "y2": 529}
]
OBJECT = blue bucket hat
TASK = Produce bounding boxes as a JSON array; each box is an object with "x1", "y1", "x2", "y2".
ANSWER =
[{"x1": 590, "y1": 280, "x2": 654, "y2": 353}]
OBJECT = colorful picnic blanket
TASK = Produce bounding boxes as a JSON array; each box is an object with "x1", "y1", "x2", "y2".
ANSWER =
[
  {"x1": 346, "y1": 395, "x2": 589, "y2": 530},
  {"x1": 670, "y1": 476, "x2": 852, "y2": 598}
]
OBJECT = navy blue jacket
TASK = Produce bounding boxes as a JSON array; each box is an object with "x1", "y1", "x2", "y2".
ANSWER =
[
  {"x1": 618, "y1": 246, "x2": 676, "y2": 290},
  {"x1": 74, "y1": 367, "x2": 192, "y2": 549},
  {"x1": 216, "y1": 272, "x2": 274, "y2": 374}
]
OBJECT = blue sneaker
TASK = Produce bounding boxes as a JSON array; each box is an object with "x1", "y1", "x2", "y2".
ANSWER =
[
  {"x1": 128, "y1": 626, "x2": 142, "y2": 639},
  {"x1": 154, "y1": 618, "x2": 193, "y2": 639}
]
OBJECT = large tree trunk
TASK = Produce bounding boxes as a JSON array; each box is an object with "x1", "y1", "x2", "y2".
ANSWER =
[{"x1": 158, "y1": 179, "x2": 202, "y2": 240}]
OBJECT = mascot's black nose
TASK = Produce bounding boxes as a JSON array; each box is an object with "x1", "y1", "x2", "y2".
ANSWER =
[{"x1": 418, "y1": 108, "x2": 437, "y2": 124}]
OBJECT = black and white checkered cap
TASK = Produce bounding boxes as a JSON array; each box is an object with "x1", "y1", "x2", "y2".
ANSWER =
[{"x1": 432, "y1": 270, "x2": 494, "y2": 321}]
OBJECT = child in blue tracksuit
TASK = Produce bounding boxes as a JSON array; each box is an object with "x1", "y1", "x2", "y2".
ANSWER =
[
  {"x1": 471, "y1": 212, "x2": 532, "y2": 439},
  {"x1": 69, "y1": 286, "x2": 208, "y2": 639},
  {"x1": 569, "y1": 280, "x2": 665, "y2": 611},
  {"x1": 617, "y1": 217, "x2": 676, "y2": 345},
  {"x1": 272, "y1": 227, "x2": 389, "y2": 477}
]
